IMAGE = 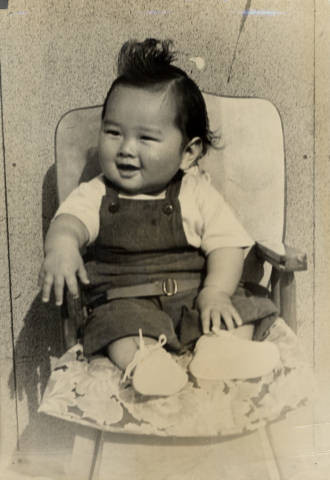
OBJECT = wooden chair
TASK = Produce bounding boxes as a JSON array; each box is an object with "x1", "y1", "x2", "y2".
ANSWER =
[{"x1": 46, "y1": 93, "x2": 307, "y2": 480}]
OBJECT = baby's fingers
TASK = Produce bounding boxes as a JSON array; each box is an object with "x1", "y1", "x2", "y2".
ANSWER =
[
  {"x1": 231, "y1": 307, "x2": 243, "y2": 327},
  {"x1": 65, "y1": 274, "x2": 80, "y2": 300},
  {"x1": 77, "y1": 264, "x2": 90, "y2": 285},
  {"x1": 41, "y1": 272, "x2": 54, "y2": 303},
  {"x1": 210, "y1": 310, "x2": 221, "y2": 333},
  {"x1": 221, "y1": 306, "x2": 242, "y2": 330},
  {"x1": 221, "y1": 311, "x2": 235, "y2": 330},
  {"x1": 200, "y1": 309, "x2": 211, "y2": 334},
  {"x1": 54, "y1": 276, "x2": 65, "y2": 306}
]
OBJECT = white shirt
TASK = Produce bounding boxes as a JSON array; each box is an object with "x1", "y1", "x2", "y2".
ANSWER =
[{"x1": 55, "y1": 167, "x2": 254, "y2": 255}]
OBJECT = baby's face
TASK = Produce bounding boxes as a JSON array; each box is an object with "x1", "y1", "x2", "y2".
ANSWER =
[{"x1": 98, "y1": 84, "x2": 186, "y2": 194}]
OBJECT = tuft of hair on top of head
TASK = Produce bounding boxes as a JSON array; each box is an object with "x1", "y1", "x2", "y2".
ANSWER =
[{"x1": 117, "y1": 38, "x2": 177, "y2": 82}]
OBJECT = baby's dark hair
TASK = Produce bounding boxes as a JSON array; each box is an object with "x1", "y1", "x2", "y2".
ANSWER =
[{"x1": 102, "y1": 38, "x2": 217, "y2": 156}]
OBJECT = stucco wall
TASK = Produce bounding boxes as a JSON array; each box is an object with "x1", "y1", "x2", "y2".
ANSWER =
[
  {"x1": 0, "y1": 0, "x2": 325, "y2": 459},
  {"x1": 315, "y1": 0, "x2": 330, "y2": 441},
  {"x1": 0, "y1": 60, "x2": 18, "y2": 461}
]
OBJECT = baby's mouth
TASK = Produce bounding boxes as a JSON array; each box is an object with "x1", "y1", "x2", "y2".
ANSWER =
[
  {"x1": 117, "y1": 163, "x2": 141, "y2": 177},
  {"x1": 117, "y1": 164, "x2": 139, "y2": 171}
]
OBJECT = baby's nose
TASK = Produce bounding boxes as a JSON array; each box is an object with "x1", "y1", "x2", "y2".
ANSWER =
[{"x1": 118, "y1": 137, "x2": 137, "y2": 157}]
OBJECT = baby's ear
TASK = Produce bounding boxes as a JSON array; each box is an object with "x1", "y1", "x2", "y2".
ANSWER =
[{"x1": 180, "y1": 137, "x2": 203, "y2": 170}]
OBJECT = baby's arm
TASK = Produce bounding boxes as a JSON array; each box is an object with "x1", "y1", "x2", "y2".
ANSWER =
[
  {"x1": 197, "y1": 247, "x2": 244, "y2": 334},
  {"x1": 39, "y1": 214, "x2": 90, "y2": 306}
]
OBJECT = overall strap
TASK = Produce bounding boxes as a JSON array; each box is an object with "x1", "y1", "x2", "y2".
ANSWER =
[{"x1": 102, "y1": 176, "x2": 120, "y2": 212}]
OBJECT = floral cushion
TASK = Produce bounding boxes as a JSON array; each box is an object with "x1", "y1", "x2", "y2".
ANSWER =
[{"x1": 39, "y1": 318, "x2": 313, "y2": 437}]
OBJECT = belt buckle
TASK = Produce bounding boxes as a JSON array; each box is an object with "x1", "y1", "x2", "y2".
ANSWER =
[{"x1": 162, "y1": 278, "x2": 178, "y2": 296}]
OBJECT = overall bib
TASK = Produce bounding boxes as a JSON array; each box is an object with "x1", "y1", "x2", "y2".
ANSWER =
[{"x1": 83, "y1": 172, "x2": 277, "y2": 356}]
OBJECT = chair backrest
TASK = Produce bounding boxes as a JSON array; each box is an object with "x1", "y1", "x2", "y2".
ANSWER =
[{"x1": 55, "y1": 94, "x2": 285, "y2": 282}]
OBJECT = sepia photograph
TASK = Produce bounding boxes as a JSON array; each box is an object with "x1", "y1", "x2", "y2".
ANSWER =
[{"x1": 0, "y1": 1, "x2": 329, "y2": 479}]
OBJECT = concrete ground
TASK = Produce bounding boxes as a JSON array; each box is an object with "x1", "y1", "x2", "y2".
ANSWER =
[
  {"x1": 1, "y1": 389, "x2": 329, "y2": 480},
  {"x1": 1, "y1": 452, "x2": 330, "y2": 480},
  {"x1": 1, "y1": 424, "x2": 330, "y2": 480}
]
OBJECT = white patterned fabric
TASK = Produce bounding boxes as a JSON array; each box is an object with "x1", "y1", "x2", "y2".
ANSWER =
[{"x1": 39, "y1": 318, "x2": 313, "y2": 437}]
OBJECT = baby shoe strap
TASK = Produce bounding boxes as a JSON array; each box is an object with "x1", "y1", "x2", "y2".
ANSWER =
[{"x1": 122, "y1": 329, "x2": 167, "y2": 383}]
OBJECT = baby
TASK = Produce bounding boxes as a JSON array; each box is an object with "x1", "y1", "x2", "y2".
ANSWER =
[{"x1": 39, "y1": 39, "x2": 279, "y2": 396}]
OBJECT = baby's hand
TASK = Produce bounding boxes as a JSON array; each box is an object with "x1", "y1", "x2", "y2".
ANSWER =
[
  {"x1": 197, "y1": 286, "x2": 242, "y2": 334},
  {"x1": 38, "y1": 247, "x2": 89, "y2": 306}
]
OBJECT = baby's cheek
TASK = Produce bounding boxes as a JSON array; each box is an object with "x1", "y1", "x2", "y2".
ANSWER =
[
  {"x1": 99, "y1": 140, "x2": 117, "y2": 161},
  {"x1": 141, "y1": 153, "x2": 161, "y2": 172},
  {"x1": 99, "y1": 155, "x2": 116, "y2": 175}
]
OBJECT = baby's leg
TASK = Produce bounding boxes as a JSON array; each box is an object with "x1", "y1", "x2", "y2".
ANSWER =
[{"x1": 106, "y1": 336, "x2": 157, "y2": 371}]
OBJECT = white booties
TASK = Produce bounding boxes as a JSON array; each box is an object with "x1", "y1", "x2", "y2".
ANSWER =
[
  {"x1": 189, "y1": 329, "x2": 280, "y2": 381},
  {"x1": 123, "y1": 330, "x2": 188, "y2": 396}
]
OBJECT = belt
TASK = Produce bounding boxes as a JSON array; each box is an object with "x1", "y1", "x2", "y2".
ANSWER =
[{"x1": 86, "y1": 277, "x2": 201, "y2": 311}]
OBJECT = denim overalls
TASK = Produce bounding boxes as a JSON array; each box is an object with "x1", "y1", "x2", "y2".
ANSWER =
[{"x1": 83, "y1": 172, "x2": 277, "y2": 356}]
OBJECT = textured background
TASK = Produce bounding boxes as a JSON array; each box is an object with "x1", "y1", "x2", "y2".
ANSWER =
[{"x1": 0, "y1": 0, "x2": 329, "y2": 471}]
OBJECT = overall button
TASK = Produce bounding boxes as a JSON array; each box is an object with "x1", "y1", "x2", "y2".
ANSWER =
[
  {"x1": 163, "y1": 203, "x2": 174, "y2": 215},
  {"x1": 108, "y1": 201, "x2": 119, "y2": 213}
]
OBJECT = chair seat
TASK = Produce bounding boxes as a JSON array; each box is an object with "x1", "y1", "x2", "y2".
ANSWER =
[{"x1": 39, "y1": 318, "x2": 312, "y2": 438}]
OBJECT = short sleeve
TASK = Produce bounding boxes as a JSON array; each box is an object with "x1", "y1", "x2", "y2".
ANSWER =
[
  {"x1": 54, "y1": 175, "x2": 105, "y2": 244},
  {"x1": 180, "y1": 169, "x2": 254, "y2": 255}
]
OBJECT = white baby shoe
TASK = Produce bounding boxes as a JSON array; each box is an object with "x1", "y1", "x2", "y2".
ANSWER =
[
  {"x1": 123, "y1": 329, "x2": 188, "y2": 396},
  {"x1": 189, "y1": 329, "x2": 280, "y2": 381}
]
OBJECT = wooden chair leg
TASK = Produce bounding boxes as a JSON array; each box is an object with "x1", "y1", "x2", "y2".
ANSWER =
[
  {"x1": 258, "y1": 426, "x2": 282, "y2": 480},
  {"x1": 270, "y1": 269, "x2": 281, "y2": 311},
  {"x1": 67, "y1": 427, "x2": 103, "y2": 480},
  {"x1": 279, "y1": 272, "x2": 297, "y2": 333},
  {"x1": 90, "y1": 431, "x2": 104, "y2": 480},
  {"x1": 270, "y1": 269, "x2": 297, "y2": 333}
]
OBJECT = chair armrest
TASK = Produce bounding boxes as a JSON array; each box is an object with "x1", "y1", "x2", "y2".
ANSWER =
[{"x1": 255, "y1": 242, "x2": 307, "y2": 272}]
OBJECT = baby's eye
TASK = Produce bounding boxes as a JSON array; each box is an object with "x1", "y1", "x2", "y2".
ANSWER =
[
  {"x1": 105, "y1": 128, "x2": 120, "y2": 136},
  {"x1": 140, "y1": 135, "x2": 158, "y2": 142}
]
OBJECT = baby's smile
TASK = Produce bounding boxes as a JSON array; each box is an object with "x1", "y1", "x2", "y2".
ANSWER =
[{"x1": 116, "y1": 162, "x2": 141, "y2": 177}]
